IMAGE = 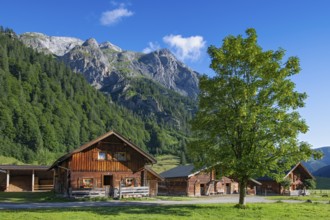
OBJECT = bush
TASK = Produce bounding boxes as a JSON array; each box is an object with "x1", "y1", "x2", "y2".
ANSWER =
[{"x1": 303, "y1": 179, "x2": 316, "y2": 190}]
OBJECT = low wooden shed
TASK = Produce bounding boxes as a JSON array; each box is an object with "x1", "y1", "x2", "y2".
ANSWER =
[
  {"x1": 158, "y1": 164, "x2": 240, "y2": 196},
  {"x1": 0, "y1": 165, "x2": 54, "y2": 192}
]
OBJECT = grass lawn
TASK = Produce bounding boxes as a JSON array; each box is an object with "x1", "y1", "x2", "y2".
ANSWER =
[
  {"x1": 0, "y1": 192, "x2": 198, "y2": 203},
  {"x1": 267, "y1": 195, "x2": 330, "y2": 202},
  {"x1": 0, "y1": 192, "x2": 70, "y2": 203},
  {"x1": 1, "y1": 203, "x2": 330, "y2": 220}
]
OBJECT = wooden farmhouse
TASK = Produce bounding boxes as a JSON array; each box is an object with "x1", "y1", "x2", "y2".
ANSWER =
[
  {"x1": 159, "y1": 164, "x2": 242, "y2": 196},
  {"x1": 256, "y1": 162, "x2": 315, "y2": 195},
  {"x1": 0, "y1": 165, "x2": 53, "y2": 192},
  {"x1": 49, "y1": 130, "x2": 162, "y2": 198}
]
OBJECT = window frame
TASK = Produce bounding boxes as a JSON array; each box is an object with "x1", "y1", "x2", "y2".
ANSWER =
[
  {"x1": 98, "y1": 151, "x2": 106, "y2": 160},
  {"x1": 82, "y1": 178, "x2": 93, "y2": 188},
  {"x1": 114, "y1": 152, "x2": 127, "y2": 161}
]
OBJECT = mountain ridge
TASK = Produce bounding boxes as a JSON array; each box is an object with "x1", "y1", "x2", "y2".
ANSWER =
[
  {"x1": 303, "y1": 146, "x2": 330, "y2": 173},
  {"x1": 19, "y1": 32, "x2": 200, "y2": 99}
]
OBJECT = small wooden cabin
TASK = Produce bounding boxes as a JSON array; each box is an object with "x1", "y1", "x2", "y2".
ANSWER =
[
  {"x1": 256, "y1": 162, "x2": 315, "y2": 195},
  {"x1": 158, "y1": 165, "x2": 240, "y2": 196},
  {"x1": 49, "y1": 130, "x2": 161, "y2": 197},
  {"x1": 0, "y1": 165, "x2": 53, "y2": 192}
]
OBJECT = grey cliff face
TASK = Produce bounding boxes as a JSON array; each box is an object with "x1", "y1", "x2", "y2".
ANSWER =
[
  {"x1": 137, "y1": 49, "x2": 199, "y2": 98},
  {"x1": 19, "y1": 32, "x2": 199, "y2": 99},
  {"x1": 61, "y1": 38, "x2": 112, "y2": 89},
  {"x1": 19, "y1": 32, "x2": 83, "y2": 56}
]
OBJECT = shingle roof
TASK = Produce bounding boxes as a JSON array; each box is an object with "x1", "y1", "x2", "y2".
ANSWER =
[
  {"x1": 256, "y1": 162, "x2": 315, "y2": 181},
  {"x1": 160, "y1": 164, "x2": 196, "y2": 178},
  {"x1": 0, "y1": 165, "x2": 50, "y2": 171}
]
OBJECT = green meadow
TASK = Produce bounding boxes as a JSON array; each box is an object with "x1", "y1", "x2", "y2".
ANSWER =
[{"x1": 1, "y1": 203, "x2": 330, "y2": 220}]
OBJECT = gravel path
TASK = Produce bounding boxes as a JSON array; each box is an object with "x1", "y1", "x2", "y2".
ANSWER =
[{"x1": 0, "y1": 195, "x2": 303, "y2": 210}]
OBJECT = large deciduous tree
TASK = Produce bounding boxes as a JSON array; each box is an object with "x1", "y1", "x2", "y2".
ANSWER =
[{"x1": 188, "y1": 29, "x2": 320, "y2": 206}]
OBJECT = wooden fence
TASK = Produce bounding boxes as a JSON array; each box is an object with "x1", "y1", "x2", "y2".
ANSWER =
[
  {"x1": 70, "y1": 188, "x2": 107, "y2": 199},
  {"x1": 69, "y1": 186, "x2": 150, "y2": 199},
  {"x1": 34, "y1": 184, "x2": 53, "y2": 191},
  {"x1": 119, "y1": 186, "x2": 149, "y2": 198},
  {"x1": 288, "y1": 190, "x2": 310, "y2": 196},
  {"x1": 309, "y1": 189, "x2": 330, "y2": 195}
]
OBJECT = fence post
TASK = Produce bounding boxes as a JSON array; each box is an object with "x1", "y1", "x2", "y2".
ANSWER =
[{"x1": 119, "y1": 183, "x2": 122, "y2": 199}]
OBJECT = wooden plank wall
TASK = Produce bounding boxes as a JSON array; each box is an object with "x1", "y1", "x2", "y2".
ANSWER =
[
  {"x1": 70, "y1": 139, "x2": 146, "y2": 172},
  {"x1": 70, "y1": 171, "x2": 142, "y2": 189},
  {"x1": 187, "y1": 172, "x2": 212, "y2": 196},
  {"x1": 158, "y1": 178, "x2": 188, "y2": 196}
]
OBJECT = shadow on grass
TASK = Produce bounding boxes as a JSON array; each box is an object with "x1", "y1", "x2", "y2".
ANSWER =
[
  {"x1": 3, "y1": 204, "x2": 221, "y2": 218},
  {"x1": 0, "y1": 192, "x2": 70, "y2": 203}
]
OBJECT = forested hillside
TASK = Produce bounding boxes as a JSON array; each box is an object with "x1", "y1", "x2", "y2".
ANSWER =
[
  {"x1": 20, "y1": 32, "x2": 198, "y2": 159},
  {"x1": 303, "y1": 146, "x2": 330, "y2": 173},
  {"x1": 0, "y1": 27, "x2": 190, "y2": 164}
]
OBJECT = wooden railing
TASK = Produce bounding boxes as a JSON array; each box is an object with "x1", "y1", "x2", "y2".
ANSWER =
[
  {"x1": 119, "y1": 186, "x2": 149, "y2": 198},
  {"x1": 70, "y1": 188, "x2": 107, "y2": 198},
  {"x1": 288, "y1": 190, "x2": 310, "y2": 196},
  {"x1": 34, "y1": 184, "x2": 53, "y2": 191},
  {"x1": 69, "y1": 186, "x2": 149, "y2": 199}
]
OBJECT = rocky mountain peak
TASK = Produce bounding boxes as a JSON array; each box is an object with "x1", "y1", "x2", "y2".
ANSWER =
[
  {"x1": 19, "y1": 32, "x2": 83, "y2": 56},
  {"x1": 157, "y1": 48, "x2": 172, "y2": 55},
  {"x1": 82, "y1": 38, "x2": 99, "y2": 48},
  {"x1": 99, "y1": 41, "x2": 122, "y2": 52}
]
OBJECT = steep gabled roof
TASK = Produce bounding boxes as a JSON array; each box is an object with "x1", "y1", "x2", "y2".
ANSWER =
[
  {"x1": 257, "y1": 162, "x2": 315, "y2": 182},
  {"x1": 49, "y1": 130, "x2": 156, "y2": 170},
  {"x1": 284, "y1": 162, "x2": 315, "y2": 180}
]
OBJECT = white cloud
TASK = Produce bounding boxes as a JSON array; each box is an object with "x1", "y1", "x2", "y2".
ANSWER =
[
  {"x1": 163, "y1": 34, "x2": 206, "y2": 61},
  {"x1": 142, "y1": 42, "x2": 161, "y2": 53},
  {"x1": 100, "y1": 7, "x2": 134, "y2": 26}
]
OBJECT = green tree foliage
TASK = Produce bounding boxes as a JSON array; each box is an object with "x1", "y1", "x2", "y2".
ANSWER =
[
  {"x1": 302, "y1": 179, "x2": 316, "y2": 190},
  {"x1": 188, "y1": 28, "x2": 321, "y2": 205},
  {"x1": 280, "y1": 178, "x2": 292, "y2": 190}
]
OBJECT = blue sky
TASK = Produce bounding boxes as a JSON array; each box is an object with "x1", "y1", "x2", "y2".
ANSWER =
[{"x1": 1, "y1": 0, "x2": 329, "y2": 148}]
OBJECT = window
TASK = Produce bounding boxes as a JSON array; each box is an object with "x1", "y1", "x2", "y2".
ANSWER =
[
  {"x1": 98, "y1": 152, "x2": 106, "y2": 160},
  {"x1": 125, "y1": 177, "x2": 137, "y2": 187},
  {"x1": 83, "y1": 178, "x2": 93, "y2": 188},
  {"x1": 114, "y1": 152, "x2": 126, "y2": 161}
]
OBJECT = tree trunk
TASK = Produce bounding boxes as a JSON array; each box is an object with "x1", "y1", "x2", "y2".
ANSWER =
[{"x1": 238, "y1": 179, "x2": 247, "y2": 205}]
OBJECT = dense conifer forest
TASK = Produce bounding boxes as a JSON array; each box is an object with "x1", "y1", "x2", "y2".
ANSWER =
[{"x1": 0, "y1": 27, "x2": 192, "y2": 164}]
